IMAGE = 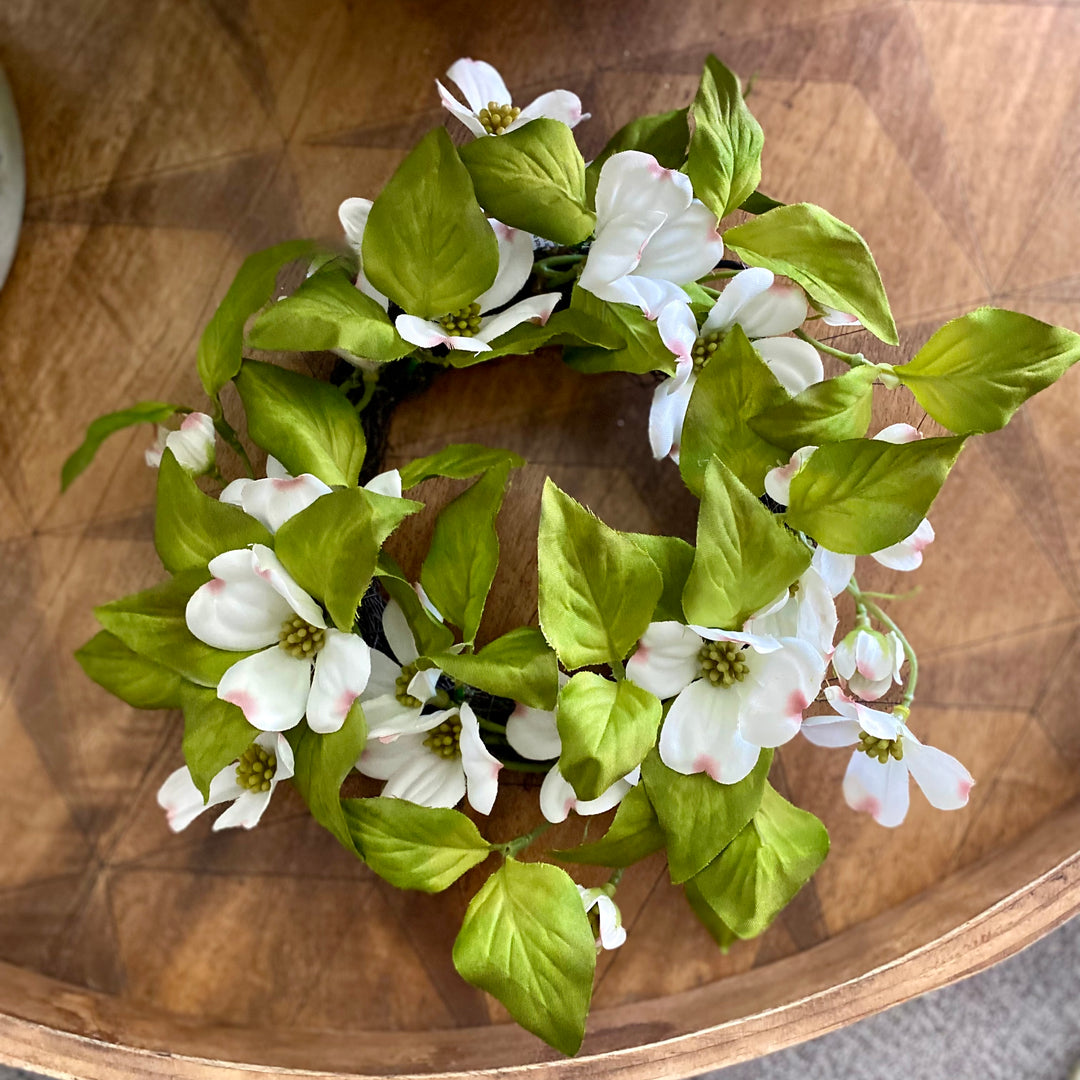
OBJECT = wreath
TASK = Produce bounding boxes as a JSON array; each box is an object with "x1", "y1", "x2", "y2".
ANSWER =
[{"x1": 63, "y1": 55, "x2": 1080, "y2": 1056}]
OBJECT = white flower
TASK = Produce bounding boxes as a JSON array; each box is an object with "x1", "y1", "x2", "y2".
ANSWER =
[
  {"x1": 157, "y1": 731, "x2": 294, "y2": 832},
  {"x1": 578, "y1": 151, "x2": 725, "y2": 319},
  {"x1": 356, "y1": 701, "x2": 502, "y2": 814},
  {"x1": 505, "y1": 685, "x2": 639, "y2": 824},
  {"x1": 745, "y1": 567, "x2": 838, "y2": 662},
  {"x1": 833, "y1": 627, "x2": 904, "y2": 701},
  {"x1": 578, "y1": 885, "x2": 626, "y2": 951},
  {"x1": 627, "y1": 621, "x2": 825, "y2": 784},
  {"x1": 764, "y1": 423, "x2": 936, "y2": 597},
  {"x1": 436, "y1": 57, "x2": 587, "y2": 138},
  {"x1": 220, "y1": 455, "x2": 402, "y2": 534},
  {"x1": 185, "y1": 545, "x2": 371, "y2": 733},
  {"x1": 649, "y1": 268, "x2": 824, "y2": 461},
  {"x1": 802, "y1": 687, "x2": 973, "y2": 827},
  {"x1": 145, "y1": 412, "x2": 216, "y2": 474},
  {"x1": 817, "y1": 304, "x2": 861, "y2": 328}
]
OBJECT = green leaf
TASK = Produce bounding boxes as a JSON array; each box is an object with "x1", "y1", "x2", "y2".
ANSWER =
[
  {"x1": 641, "y1": 747, "x2": 772, "y2": 884},
  {"x1": 537, "y1": 479, "x2": 663, "y2": 669},
  {"x1": 684, "y1": 457, "x2": 810, "y2": 630},
  {"x1": 455, "y1": 305, "x2": 625, "y2": 366},
  {"x1": 362, "y1": 128, "x2": 498, "y2": 319},
  {"x1": 585, "y1": 107, "x2": 689, "y2": 207},
  {"x1": 724, "y1": 203, "x2": 898, "y2": 345},
  {"x1": 428, "y1": 628, "x2": 558, "y2": 711},
  {"x1": 556, "y1": 673, "x2": 662, "y2": 801},
  {"x1": 233, "y1": 359, "x2": 367, "y2": 487},
  {"x1": 785, "y1": 435, "x2": 966, "y2": 554},
  {"x1": 892, "y1": 307, "x2": 1080, "y2": 434},
  {"x1": 460, "y1": 118, "x2": 594, "y2": 246},
  {"x1": 286, "y1": 704, "x2": 368, "y2": 853},
  {"x1": 61, "y1": 401, "x2": 180, "y2": 491},
  {"x1": 154, "y1": 450, "x2": 272, "y2": 575},
  {"x1": 275, "y1": 487, "x2": 422, "y2": 631},
  {"x1": 399, "y1": 444, "x2": 524, "y2": 489},
  {"x1": 95, "y1": 570, "x2": 252, "y2": 687},
  {"x1": 739, "y1": 190, "x2": 784, "y2": 215},
  {"x1": 552, "y1": 782, "x2": 665, "y2": 867},
  {"x1": 342, "y1": 798, "x2": 491, "y2": 891},
  {"x1": 453, "y1": 859, "x2": 596, "y2": 1056},
  {"x1": 687, "y1": 55, "x2": 764, "y2": 220},
  {"x1": 376, "y1": 555, "x2": 456, "y2": 657},
  {"x1": 180, "y1": 682, "x2": 257, "y2": 798},
  {"x1": 75, "y1": 630, "x2": 184, "y2": 710},
  {"x1": 685, "y1": 783, "x2": 829, "y2": 939},
  {"x1": 197, "y1": 239, "x2": 318, "y2": 399},
  {"x1": 247, "y1": 265, "x2": 411, "y2": 362},
  {"x1": 748, "y1": 366, "x2": 877, "y2": 451},
  {"x1": 626, "y1": 532, "x2": 695, "y2": 623},
  {"x1": 562, "y1": 286, "x2": 675, "y2": 376},
  {"x1": 683, "y1": 882, "x2": 738, "y2": 950},
  {"x1": 679, "y1": 325, "x2": 790, "y2": 495},
  {"x1": 421, "y1": 462, "x2": 510, "y2": 644}
]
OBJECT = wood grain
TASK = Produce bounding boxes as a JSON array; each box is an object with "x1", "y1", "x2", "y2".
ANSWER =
[{"x1": 0, "y1": 0, "x2": 1078, "y2": 1076}]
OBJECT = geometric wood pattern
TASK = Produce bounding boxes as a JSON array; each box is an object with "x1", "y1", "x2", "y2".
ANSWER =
[{"x1": 0, "y1": 0, "x2": 1078, "y2": 1076}]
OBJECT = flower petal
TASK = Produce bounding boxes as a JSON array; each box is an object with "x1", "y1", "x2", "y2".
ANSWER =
[
  {"x1": 514, "y1": 89, "x2": 586, "y2": 129},
  {"x1": 692, "y1": 626, "x2": 783, "y2": 653},
  {"x1": 460, "y1": 703, "x2": 502, "y2": 814},
  {"x1": 903, "y1": 733, "x2": 973, "y2": 811},
  {"x1": 475, "y1": 221, "x2": 534, "y2": 311},
  {"x1": 594, "y1": 893, "x2": 627, "y2": 950},
  {"x1": 187, "y1": 549, "x2": 291, "y2": 651},
  {"x1": 157, "y1": 763, "x2": 243, "y2": 833},
  {"x1": 763, "y1": 445, "x2": 817, "y2": 506},
  {"x1": 812, "y1": 546, "x2": 856, "y2": 596},
  {"x1": 217, "y1": 647, "x2": 312, "y2": 732},
  {"x1": 854, "y1": 630, "x2": 893, "y2": 682},
  {"x1": 478, "y1": 293, "x2": 560, "y2": 343},
  {"x1": 634, "y1": 199, "x2": 724, "y2": 285},
  {"x1": 506, "y1": 703, "x2": 561, "y2": 760},
  {"x1": 251, "y1": 544, "x2": 325, "y2": 628},
  {"x1": 211, "y1": 789, "x2": 273, "y2": 831},
  {"x1": 364, "y1": 469, "x2": 403, "y2": 498},
  {"x1": 801, "y1": 713, "x2": 861, "y2": 748},
  {"x1": 381, "y1": 599, "x2": 418, "y2": 665},
  {"x1": 446, "y1": 57, "x2": 511, "y2": 114},
  {"x1": 594, "y1": 151, "x2": 693, "y2": 231},
  {"x1": 824, "y1": 685, "x2": 900, "y2": 739},
  {"x1": 657, "y1": 301, "x2": 699, "y2": 363},
  {"x1": 740, "y1": 637, "x2": 825, "y2": 747},
  {"x1": 753, "y1": 336, "x2": 824, "y2": 395},
  {"x1": 843, "y1": 751, "x2": 910, "y2": 827},
  {"x1": 338, "y1": 196, "x2": 372, "y2": 253},
  {"x1": 658, "y1": 679, "x2": 762, "y2": 784},
  {"x1": 240, "y1": 473, "x2": 333, "y2": 534},
  {"x1": 436, "y1": 78, "x2": 488, "y2": 137},
  {"x1": 306, "y1": 630, "x2": 371, "y2": 734},
  {"x1": 874, "y1": 422, "x2": 922, "y2": 444},
  {"x1": 626, "y1": 621, "x2": 703, "y2": 699},
  {"x1": 539, "y1": 765, "x2": 579, "y2": 824},
  {"x1": 848, "y1": 672, "x2": 893, "y2": 701},
  {"x1": 591, "y1": 271, "x2": 690, "y2": 320},
  {"x1": 701, "y1": 267, "x2": 775, "y2": 334},
  {"x1": 579, "y1": 209, "x2": 667, "y2": 293},
  {"x1": 364, "y1": 734, "x2": 466, "y2": 809},
  {"x1": 873, "y1": 518, "x2": 935, "y2": 571},
  {"x1": 648, "y1": 375, "x2": 693, "y2": 461},
  {"x1": 363, "y1": 649, "x2": 401, "y2": 699},
  {"x1": 735, "y1": 281, "x2": 809, "y2": 338},
  {"x1": 395, "y1": 314, "x2": 457, "y2": 350}
]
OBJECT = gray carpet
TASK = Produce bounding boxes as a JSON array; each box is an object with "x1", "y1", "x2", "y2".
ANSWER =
[{"x1": 0, "y1": 916, "x2": 1075, "y2": 1079}]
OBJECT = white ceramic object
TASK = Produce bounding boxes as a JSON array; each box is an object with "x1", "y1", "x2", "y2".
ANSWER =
[{"x1": 0, "y1": 65, "x2": 25, "y2": 291}]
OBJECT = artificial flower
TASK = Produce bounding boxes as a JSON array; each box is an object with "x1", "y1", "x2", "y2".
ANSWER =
[
  {"x1": 578, "y1": 150, "x2": 725, "y2": 319},
  {"x1": 505, "y1": 687, "x2": 638, "y2": 824},
  {"x1": 627, "y1": 620, "x2": 825, "y2": 784},
  {"x1": 145, "y1": 412, "x2": 216, "y2": 474},
  {"x1": 833, "y1": 626, "x2": 904, "y2": 701},
  {"x1": 436, "y1": 57, "x2": 587, "y2": 138},
  {"x1": 157, "y1": 731, "x2": 294, "y2": 832},
  {"x1": 578, "y1": 885, "x2": 627, "y2": 951},
  {"x1": 764, "y1": 423, "x2": 936, "y2": 596},
  {"x1": 186, "y1": 545, "x2": 371, "y2": 733},
  {"x1": 802, "y1": 686, "x2": 973, "y2": 827},
  {"x1": 356, "y1": 701, "x2": 502, "y2": 814},
  {"x1": 649, "y1": 268, "x2": 824, "y2": 461},
  {"x1": 745, "y1": 566, "x2": 838, "y2": 662}
]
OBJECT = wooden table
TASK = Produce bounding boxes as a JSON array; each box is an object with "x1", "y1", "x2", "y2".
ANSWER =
[{"x1": 0, "y1": 1, "x2": 1078, "y2": 1076}]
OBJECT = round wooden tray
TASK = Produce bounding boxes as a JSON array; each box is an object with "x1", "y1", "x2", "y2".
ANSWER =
[{"x1": 2, "y1": 1, "x2": 1080, "y2": 1077}]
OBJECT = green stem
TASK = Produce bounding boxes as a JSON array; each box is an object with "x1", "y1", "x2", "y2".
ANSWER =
[
  {"x1": 534, "y1": 253, "x2": 585, "y2": 273},
  {"x1": 795, "y1": 328, "x2": 872, "y2": 368},
  {"x1": 499, "y1": 821, "x2": 554, "y2": 858},
  {"x1": 846, "y1": 578, "x2": 919, "y2": 713},
  {"x1": 498, "y1": 759, "x2": 553, "y2": 774},
  {"x1": 610, "y1": 657, "x2": 626, "y2": 681},
  {"x1": 477, "y1": 717, "x2": 507, "y2": 735}
]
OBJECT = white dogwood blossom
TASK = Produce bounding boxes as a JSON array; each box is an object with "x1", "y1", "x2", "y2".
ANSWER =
[
  {"x1": 145, "y1": 412, "x2": 216, "y2": 475},
  {"x1": 833, "y1": 626, "x2": 905, "y2": 701},
  {"x1": 578, "y1": 886, "x2": 627, "y2": 951}
]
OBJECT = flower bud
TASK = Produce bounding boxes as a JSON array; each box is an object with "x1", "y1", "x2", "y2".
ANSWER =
[
  {"x1": 832, "y1": 627, "x2": 904, "y2": 701},
  {"x1": 145, "y1": 412, "x2": 216, "y2": 475}
]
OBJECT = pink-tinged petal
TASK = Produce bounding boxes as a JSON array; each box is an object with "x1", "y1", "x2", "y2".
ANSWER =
[
  {"x1": 634, "y1": 198, "x2": 724, "y2": 285},
  {"x1": 691, "y1": 626, "x2": 783, "y2": 654},
  {"x1": 145, "y1": 425, "x2": 168, "y2": 468},
  {"x1": 820, "y1": 305, "x2": 861, "y2": 327},
  {"x1": 187, "y1": 549, "x2": 290, "y2": 651},
  {"x1": 740, "y1": 637, "x2": 825, "y2": 747},
  {"x1": 514, "y1": 89, "x2": 586, "y2": 129},
  {"x1": 576, "y1": 774, "x2": 633, "y2": 816},
  {"x1": 460, "y1": 703, "x2": 502, "y2": 815},
  {"x1": 217, "y1": 647, "x2": 312, "y2": 732},
  {"x1": 395, "y1": 314, "x2": 456, "y2": 350},
  {"x1": 362, "y1": 695, "x2": 421, "y2": 739},
  {"x1": 873, "y1": 518, "x2": 935, "y2": 571},
  {"x1": 218, "y1": 477, "x2": 251, "y2": 507},
  {"x1": 657, "y1": 302, "x2": 698, "y2": 363},
  {"x1": 594, "y1": 893, "x2": 627, "y2": 950},
  {"x1": 381, "y1": 599, "x2": 418, "y2": 665},
  {"x1": 306, "y1": 630, "x2": 371, "y2": 734},
  {"x1": 156, "y1": 764, "x2": 243, "y2": 833},
  {"x1": 579, "y1": 210, "x2": 667, "y2": 292},
  {"x1": 165, "y1": 413, "x2": 216, "y2": 474},
  {"x1": 873, "y1": 422, "x2": 922, "y2": 444},
  {"x1": 240, "y1": 473, "x2": 333, "y2": 534},
  {"x1": 626, "y1": 621, "x2": 703, "y2": 699},
  {"x1": 812, "y1": 546, "x2": 856, "y2": 597},
  {"x1": 647, "y1": 375, "x2": 693, "y2": 461},
  {"x1": 211, "y1": 789, "x2": 273, "y2": 831},
  {"x1": 356, "y1": 732, "x2": 425, "y2": 779},
  {"x1": 363, "y1": 468, "x2": 402, "y2": 498},
  {"x1": 590, "y1": 271, "x2": 691, "y2": 320},
  {"x1": 445, "y1": 334, "x2": 492, "y2": 354},
  {"x1": 801, "y1": 714, "x2": 861, "y2": 748},
  {"x1": 763, "y1": 445, "x2": 817, "y2": 505},
  {"x1": 539, "y1": 766, "x2": 578, "y2": 824},
  {"x1": 658, "y1": 680, "x2": 762, "y2": 784},
  {"x1": 753, "y1": 336, "x2": 824, "y2": 395},
  {"x1": 476, "y1": 220, "x2": 534, "y2": 311},
  {"x1": 832, "y1": 636, "x2": 857, "y2": 681},
  {"x1": 701, "y1": 267, "x2": 775, "y2": 334},
  {"x1": 506, "y1": 702, "x2": 561, "y2": 760},
  {"x1": 594, "y1": 151, "x2": 693, "y2": 231},
  {"x1": 436, "y1": 79, "x2": 488, "y2": 138},
  {"x1": 854, "y1": 630, "x2": 893, "y2": 682},
  {"x1": 903, "y1": 733, "x2": 973, "y2": 811},
  {"x1": 478, "y1": 293, "x2": 560, "y2": 343},
  {"x1": 446, "y1": 58, "x2": 511, "y2": 114},
  {"x1": 824, "y1": 686, "x2": 900, "y2": 739},
  {"x1": 847, "y1": 672, "x2": 893, "y2": 701},
  {"x1": 843, "y1": 751, "x2": 910, "y2": 827},
  {"x1": 735, "y1": 281, "x2": 809, "y2": 338},
  {"x1": 250, "y1": 544, "x2": 325, "y2": 628}
]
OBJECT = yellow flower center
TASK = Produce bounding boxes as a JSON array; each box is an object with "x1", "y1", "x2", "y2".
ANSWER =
[
  {"x1": 478, "y1": 101, "x2": 521, "y2": 135},
  {"x1": 691, "y1": 330, "x2": 723, "y2": 372},
  {"x1": 236, "y1": 744, "x2": 277, "y2": 792},
  {"x1": 699, "y1": 641, "x2": 750, "y2": 687},
  {"x1": 278, "y1": 615, "x2": 325, "y2": 660},
  {"x1": 437, "y1": 303, "x2": 483, "y2": 337},
  {"x1": 423, "y1": 715, "x2": 462, "y2": 759},
  {"x1": 858, "y1": 729, "x2": 904, "y2": 763},
  {"x1": 395, "y1": 661, "x2": 424, "y2": 708}
]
